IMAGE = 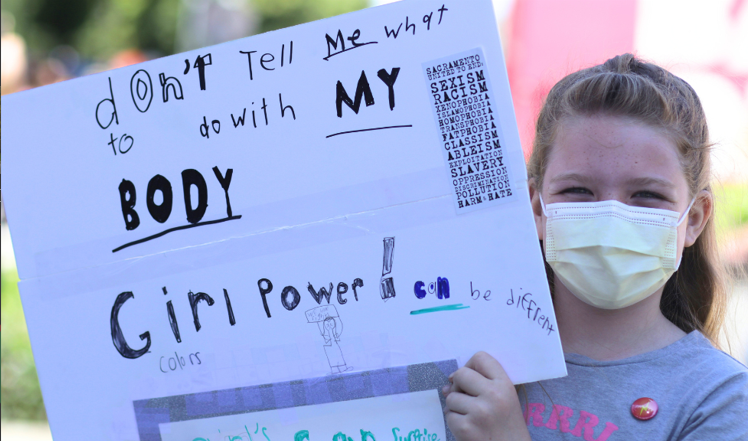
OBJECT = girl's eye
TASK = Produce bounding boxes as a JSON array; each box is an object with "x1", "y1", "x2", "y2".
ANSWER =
[
  {"x1": 633, "y1": 191, "x2": 665, "y2": 200},
  {"x1": 561, "y1": 187, "x2": 593, "y2": 195}
]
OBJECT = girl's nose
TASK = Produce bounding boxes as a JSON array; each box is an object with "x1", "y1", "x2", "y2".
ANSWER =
[{"x1": 598, "y1": 190, "x2": 628, "y2": 204}]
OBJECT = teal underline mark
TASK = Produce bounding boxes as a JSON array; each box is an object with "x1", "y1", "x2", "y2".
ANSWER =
[{"x1": 410, "y1": 303, "x2": 471, "y2": 315}]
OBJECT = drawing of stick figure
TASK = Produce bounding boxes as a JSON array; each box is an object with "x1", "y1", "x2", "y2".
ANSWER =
[{"x1": 305, "y1": 304, "x2": 351, "y2": 374}]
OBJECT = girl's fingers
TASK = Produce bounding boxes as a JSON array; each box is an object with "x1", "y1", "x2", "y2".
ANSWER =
[
  {"x1": 450, "y1": 366, "x2": 492, "y2": 397},
  {"x1": 444, "y1": 410, "x2": 468, "y2": 435},
  {"x1": 464, "y1": 351, "x2": 509, "y2": 382},
  {"x1": 444, "y1": 390, "x2": 473, "y2": 415}
]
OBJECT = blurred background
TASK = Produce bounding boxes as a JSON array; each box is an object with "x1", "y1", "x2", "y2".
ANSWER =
[{"x1": 1, "y1": 0, "x2": 746, "y2": 439}]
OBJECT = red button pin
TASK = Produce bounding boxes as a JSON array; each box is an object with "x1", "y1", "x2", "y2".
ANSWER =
[{"x1": 631, "y1": 397, "x2": 658, "y2": 420}]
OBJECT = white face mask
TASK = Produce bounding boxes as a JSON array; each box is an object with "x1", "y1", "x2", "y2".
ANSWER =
[{"x1": 540, "y1": 195, "x2": 694, "y2": 310}]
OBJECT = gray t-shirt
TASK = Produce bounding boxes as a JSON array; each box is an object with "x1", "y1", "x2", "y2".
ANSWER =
[{"x1": 521, "y1": 331, "x2": 748, "y2": 440}]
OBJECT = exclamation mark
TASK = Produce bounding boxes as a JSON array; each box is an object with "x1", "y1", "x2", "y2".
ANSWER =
[{"x1": 380, "y1": 237, "x2": 396, "y2": 301}]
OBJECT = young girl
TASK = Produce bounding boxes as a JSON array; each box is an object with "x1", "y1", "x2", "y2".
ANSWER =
[{"x1": 442, "y1": 54, "x2": 748, "y2": 440}]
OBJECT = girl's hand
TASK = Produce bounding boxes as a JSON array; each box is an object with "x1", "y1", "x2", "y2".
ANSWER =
[{"x1": 442, "y1": 352, "x2": 531, "y2": 441}]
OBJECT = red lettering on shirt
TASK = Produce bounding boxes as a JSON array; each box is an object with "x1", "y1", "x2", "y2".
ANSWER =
[
  {"x1": 525, "y1": 403, "x2": 546, "y2": 426},
  {"x1": 545, "y1": 404, "x2": 574, "y2": 432},
  {"x1": 524, "y1": 402, "x2": 620, "y2": 440}
]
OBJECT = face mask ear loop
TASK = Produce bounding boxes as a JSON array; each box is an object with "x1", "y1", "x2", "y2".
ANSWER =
[
  {"x1": 675, "y1": 197, "x2": 697, "y2": 227},
  {"x1": 538, "y1": 194, "x2": 549, "y2": 217}
]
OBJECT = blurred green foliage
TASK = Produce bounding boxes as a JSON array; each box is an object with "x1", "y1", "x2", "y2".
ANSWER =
[
  {"x1": 2, "y1": 0, "x2": 367, "y2": 61},
  {"x1": 1, "y1": 268, "x2": 47, "y2": 421},
  {"x1": 3, "y1": 0, "x2": 180, "y2": 59},
  {"x1": 254, "y1": 0, "x2": 368, "y2": 34},
  {"x1": 715, "y1": 184, "x2": 748, "y2": 233}
]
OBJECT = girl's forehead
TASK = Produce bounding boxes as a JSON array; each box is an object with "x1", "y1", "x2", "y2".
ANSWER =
[{"x1": 548, "y1": 116, "x2": 683, "y2": 171}]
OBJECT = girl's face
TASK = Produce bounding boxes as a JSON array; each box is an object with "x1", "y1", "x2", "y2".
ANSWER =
[{"x1": 531, "y1": 115, "x2": 711, "y2": 264}]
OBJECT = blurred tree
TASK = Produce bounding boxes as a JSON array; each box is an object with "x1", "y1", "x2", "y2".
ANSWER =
[
  {"x1": 2, "y1": 0, "x2": 179, "y2": 61},
  {"x1": 74, "y1": 0, "x2": 180, "y2": 60},
  {"x1": 2, "y1": 0, "x2": 94, "y2": 56},
  {"x1": 253, "y1": 0, "x2": 368, "y2": 34},
  {"x1": 1, "y1": 269, "x2": 47, "y2": 421},
  {"x1": 2, "y1": 0, "x2": 367, "y2": 63},
  {"x1": 32, "y1": 0, "x2": 98, "y2": 45}
]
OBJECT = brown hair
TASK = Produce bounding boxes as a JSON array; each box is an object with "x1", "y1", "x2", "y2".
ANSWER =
[{"x1": 527, "y1": 53, "x2": 729, "y2": 345}]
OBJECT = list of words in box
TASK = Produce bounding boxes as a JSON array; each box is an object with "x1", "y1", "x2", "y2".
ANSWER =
[{"x1": 424, "y1": 48, "x2": 512, "y2": 212}]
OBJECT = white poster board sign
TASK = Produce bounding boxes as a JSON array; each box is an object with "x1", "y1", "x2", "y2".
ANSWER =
[{"x1": 1, "y1": 0, "x2": 566, "y2": 439}]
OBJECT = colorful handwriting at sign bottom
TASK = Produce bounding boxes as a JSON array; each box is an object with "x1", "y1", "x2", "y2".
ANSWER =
[
  {"x1": 159, "y1": 390, "x2": 446, "y2": 441},
  {"x1": 190, "y1": 424, "x2": 440, "y2": 441}
]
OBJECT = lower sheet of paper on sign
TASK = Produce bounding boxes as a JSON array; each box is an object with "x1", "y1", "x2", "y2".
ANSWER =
[{"x1": 138, "y1": 360, "x2": 456, "y2": 441}]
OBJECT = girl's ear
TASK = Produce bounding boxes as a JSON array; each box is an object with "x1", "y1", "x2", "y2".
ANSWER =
[
  {"x1": 684, "y1": 190, "x2": 713, "y2": 247},
  {"x1": 528, "y1": 178, "x2": 544, "y2": 240}
]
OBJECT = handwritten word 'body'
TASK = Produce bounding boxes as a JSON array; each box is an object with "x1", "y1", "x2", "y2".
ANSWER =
[{"x1": 118, "y1": 167, "x2": 234, "y2": 231}]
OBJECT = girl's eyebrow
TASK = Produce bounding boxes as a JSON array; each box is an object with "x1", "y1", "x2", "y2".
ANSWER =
[
  {"x1": 626, "y1": 176, "x2": 676, "y2": 189},
  {"x1": 548, "y1": 173, "x2": 676, "y2": 189},
  {"x1": 548, "y1": 172, "x2": 591, "y2": 184}
]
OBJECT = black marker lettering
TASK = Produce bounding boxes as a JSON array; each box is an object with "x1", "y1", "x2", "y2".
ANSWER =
[
  {"x1": 405, "y1": 16, "x2": 415, "y2": 35},
  {"x1": 384, "y1": 23, "x2": 403, "y2": 39},
  {"x1": 181, "y1": 169, "x2": 208, "y2": 224},
  {"x1": 188, "y1": 290, "x2": 215, "y2": 332},
  {"x1": 258, "y1": 278, "x2": 273, "y2": 318},
  {"x1": 212, "y1": 167, "x2": 233, "y2": 217},
  {"x1": 146, "y1": 174, "x2": 173, "y2": 223},
  {"x1": 193, "y1": 54, "x2": 212, "y2": 90},
  {"x1": 96, "y1": 77, "x2": 119, "y2": 129},
  {"x1": 337, "y1": 282, "x2": 348, "y2": 305},
  {"x1": 307, "y1": 282, "x2": 334, "y2": 304},
  {"x1": 108, "y1": 133, "x2": 119, "y2": 155},
  {"x1": 281, "y1": 286, "x2": 301, "y2": 311},
  {"x1": 336, "y1": 71, "x2": 374, "y2": 117},
  {"x1": 260, "y1": 53, "x2": 275, "y2": 70},
  {"x1": 224, "y1": 288, "x2": 236, "y2": 326},
  {"x1": 166, "y1": 300, "x2": 181, "y2": 343},
  {"x1": 377, "y1": 68, "x2": 400, "y2": 110},
  {"x1": 438, "y1": 4, "x2": 448, "y2": 24},
  {"x1": 326, "y1": 30, "x2": 346, "y2": 57},
  {"x1": 119, "y1": 179, "x2": 140, "y2": 230},
  {"x1": 240, "y1": 51, "x2": 257, "y2": 80},
  {"x1": 352, "y1": 278, "x2": 364, "y2": 301},
  {"x1": 110, "y1": 291, "x2": 151, "y2": 359},
  {"x1": 261, "y1": 98, "x2": 268, "y2": 125},
  {"x1": 423, "y1": 12, "x2": 433, "y2": 30},
  {"x1": 130, "y1": 69, "x2": 153, "y2": 113},
  {"x1": 231, "y1": 108, "x2": 246, "y2": 127},
  {"x1": 279, "y1": 93, "x2": 296, "y2": 120},
  {"x1": 159, "y1": 73, "x2": 184, "y2": 102}
]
